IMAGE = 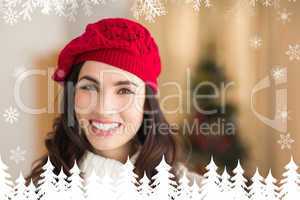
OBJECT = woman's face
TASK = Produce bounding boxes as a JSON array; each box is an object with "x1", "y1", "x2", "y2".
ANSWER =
[{"x1": 74, "y1": 61, "x2": 146, "y2": 152}]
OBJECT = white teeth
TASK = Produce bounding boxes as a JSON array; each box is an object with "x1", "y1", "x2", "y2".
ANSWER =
[{"x1": 91, "y1": 121, "x2": 119, "y2": 131}]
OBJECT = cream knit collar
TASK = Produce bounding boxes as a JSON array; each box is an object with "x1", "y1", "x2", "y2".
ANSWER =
[
  {"x1": 79, "y1": 147, "x2": 141, "y2": 181},
  {"x1": 78, "y1": 147, "x2": 204, "y2": 187}
]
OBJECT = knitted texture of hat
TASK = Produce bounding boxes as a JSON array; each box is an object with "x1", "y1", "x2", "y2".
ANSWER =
[{"x1": 52, "y1": 17, "x2": 161, "y2": 94}]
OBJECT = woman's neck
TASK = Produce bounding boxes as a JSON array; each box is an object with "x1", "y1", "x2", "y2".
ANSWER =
[{"x1": 94, "y1": 140, "x2": 137, "y2": 164}]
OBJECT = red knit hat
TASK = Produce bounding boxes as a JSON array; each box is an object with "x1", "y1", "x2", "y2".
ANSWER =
[{"x1": 52, "y1": 17, "x2": 162, "y2": 94}]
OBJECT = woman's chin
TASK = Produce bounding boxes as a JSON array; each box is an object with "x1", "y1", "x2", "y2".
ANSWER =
[
  {"x1": 86, "y1": 129, "x2": 124, "y2": 150},
  {"x1": 88, "y1": 139, "x2": 121, "y2": 151}
]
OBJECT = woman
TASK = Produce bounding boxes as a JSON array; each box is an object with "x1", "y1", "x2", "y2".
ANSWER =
[{"x1": 26, "y1": 17, "x2": 202, "y2": 188}]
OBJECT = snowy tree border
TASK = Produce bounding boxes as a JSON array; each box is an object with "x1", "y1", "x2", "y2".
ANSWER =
[{"x1": 1, "y1": 155, "x2": 300, "y2": 199}]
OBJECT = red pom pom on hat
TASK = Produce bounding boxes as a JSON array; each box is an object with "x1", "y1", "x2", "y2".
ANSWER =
[{"x1": 52, "y1": 17, "x2": 162, "y2": 94}]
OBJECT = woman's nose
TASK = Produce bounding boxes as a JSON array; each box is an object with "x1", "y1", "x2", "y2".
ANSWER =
[{"x1": 95, "y1": 91, "x2": 119, "y2": 115}]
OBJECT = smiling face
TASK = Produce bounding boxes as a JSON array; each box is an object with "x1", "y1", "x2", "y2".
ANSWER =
[{"x1": 74, "y1": 61, "x2": 146, "y2": 157}]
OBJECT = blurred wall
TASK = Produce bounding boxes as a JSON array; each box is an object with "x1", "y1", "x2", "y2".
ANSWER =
[
  {"x1": 142, "y1": 0, "x2": 300, "y2": 178},
  {"x1": 0, "y1": 14, "x2": 67, "y2": 179}
]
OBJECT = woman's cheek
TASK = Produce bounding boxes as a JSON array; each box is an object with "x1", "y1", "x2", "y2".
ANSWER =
[
  {"x1": 75, "y1": 91, "x2": 97, "y2": 114},
  {"x1": 116, "y1": 96, "x2": 135, "y2": 112},
  {"x1": 119, "y1": 94, "x2": 144, "y2": 113}
]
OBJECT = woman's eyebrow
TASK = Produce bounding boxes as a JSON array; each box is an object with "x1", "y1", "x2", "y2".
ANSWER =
[
  {"x1": 114, "y1": 80, "x2": 138, "y2": 87},
  {"x1": 78, "y1": 75, "x2": 138, "y2": 87},
  {"x1": 78, "y1": 75, "x2": 99, "y2": 84}
]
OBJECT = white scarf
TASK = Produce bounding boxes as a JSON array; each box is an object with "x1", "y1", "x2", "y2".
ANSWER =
[
  {"x1": 78, "y1": 148, "x2": 141, "y2": 181},
  {"x1": 78, "y1": 147, "x2": 203, "y2": 187}
]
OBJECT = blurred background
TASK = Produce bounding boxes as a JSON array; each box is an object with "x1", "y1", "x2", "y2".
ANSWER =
[{"x1": 0, "y1": 0, "x2": 299, "y2": 181}]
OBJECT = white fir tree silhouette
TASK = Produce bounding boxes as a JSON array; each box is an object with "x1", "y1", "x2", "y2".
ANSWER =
[
  {"x1": 5, "y1": 154, "x2": 300, "y2": 199},
  {"x1": 25, "y1": 179, "x2": 38, "y2": 200},
  {"x1": 231, "y1": 160, "x2": 249, "y2": 200},
  {"x1": 36, "y1": 156, "x2": 58, "y2": 200},
  {"x1": 151, "y1": 155, "x2": 178, "y2": 200},
  {"x1": 99, "y1": 174, "x2": 116, "y2": 200},
  {"x1": 0, "y1": 155, "x2": 13, "y2": 200},
  {"x1": 249, "y1": 168, "x2": 266, "y2": 200},
  {"x1": 67, "y1": 160, "x2": 85, "y2": 200},
  {"x1": 190, "y1": 178, "x2": 201, "y2": 200},
  {"x1": 176, "y1": 171, "x2": 191, "y2": 200},
  {"x1": 13, "y1": 172, "x2": 27, "y2": 200},
  {"x1": 279, "y1": 156, "x2": 300, "y2": 200},
  {"x1": 137, "y1": 171, "x2": 153, "y2": 199},
  {"x1": 115, "y1": 157, "x2": 140, "y2": 200},
  {"x1": 199, "y1": 156, "x2": 222, "y2": 200},
  {"x1": 219, "y1": 167, "x2": 234, "y2": 199},
  {"x1": 264, "y1": 170, "x2": 279, "y2": 200},
  {"x1": 85, "y1": 169, "x2": 102, "y2": 200},
  {"x1": 56, "y1": 167, "x2": 69, "y2": 198}
]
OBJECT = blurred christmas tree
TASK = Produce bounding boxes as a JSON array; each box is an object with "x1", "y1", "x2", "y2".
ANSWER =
[{"x1": 181, "y1": 42, "x2": 247, "y2": 174}]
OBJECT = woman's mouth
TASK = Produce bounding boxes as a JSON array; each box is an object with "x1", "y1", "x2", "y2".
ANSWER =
[{"x1": 88, "y1": 120, "x2": 122, "y2": 137}]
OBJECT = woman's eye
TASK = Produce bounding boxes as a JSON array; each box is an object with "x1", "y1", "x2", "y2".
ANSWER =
[
  {"x1": 118, "y1": 88, "x2": 134, "y2": 95},
  {"x1": 79, "y1": 85, "x2": 98, "y2": 91}
]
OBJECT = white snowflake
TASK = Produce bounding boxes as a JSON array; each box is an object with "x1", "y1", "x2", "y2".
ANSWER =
[
  {"x1": 249, "y1": 0, "x2": 259, "y2": 7},
  {"x1": 131, "y1": 0, "x2": 167, "y2": 23},
  {"x1": 286, "y1": 44, "x2": 300, "y2": 61},
  {"x1": 131, "y1": 0, "x2": 145, "y2": 21},
  {"x1": 3, "y1": 106, "x2": 20, "y2": 124},
  {"x1": 249, "y1": 35, "x2": 263, "y2": 49},
  {"x1": 52, "y1": 0, "x2": 66, "y2": 17},
  {"x1": 189, "y1": 0, "x2": 212, "y2": 11},
  {"x1": 262, "y1": 0, "x2": 273, "y2": 7},
  {"x1": 0, "y1": 0, "x2": 111, "y2": 24},
  {"x1": 3, "y1": 0, "x2": 22, "y2": 8},
  {"x1": 64, "y1": 0, "x2": 79, "y2": 22},
  {"x1": 226, "y1": 0, "x2": 256, "y2": 20},
  {"x1": 277, "y1": 133, "x2": 295, "y2": 150},
  {"x1": 249, "y1": 0, "x2": 280, "y2": 8},
  {"x1": 40, "y1": 0, "x2": 53, "y2": 15},
  {"x1": 81, "y1": 0, "x2": 93, "y2": 17},
  {"x1": 276, "y1": 109, "x2": 291, "y2": 121},
  {"x1": 271, "y1": 67, "x2": 286, "y2": 81},
  {"x1": 9, "y1": 146, "x2": 26, "y2": 164},
  {"x1": 2, "y1": 6, "x2": 19, "y2": 25},
  {"x1": 18, "y1": 0, "x2": 34, "y2": 21},
  {"x1": 277, "y1": 8, "x2": 292, "y2": 24}
]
